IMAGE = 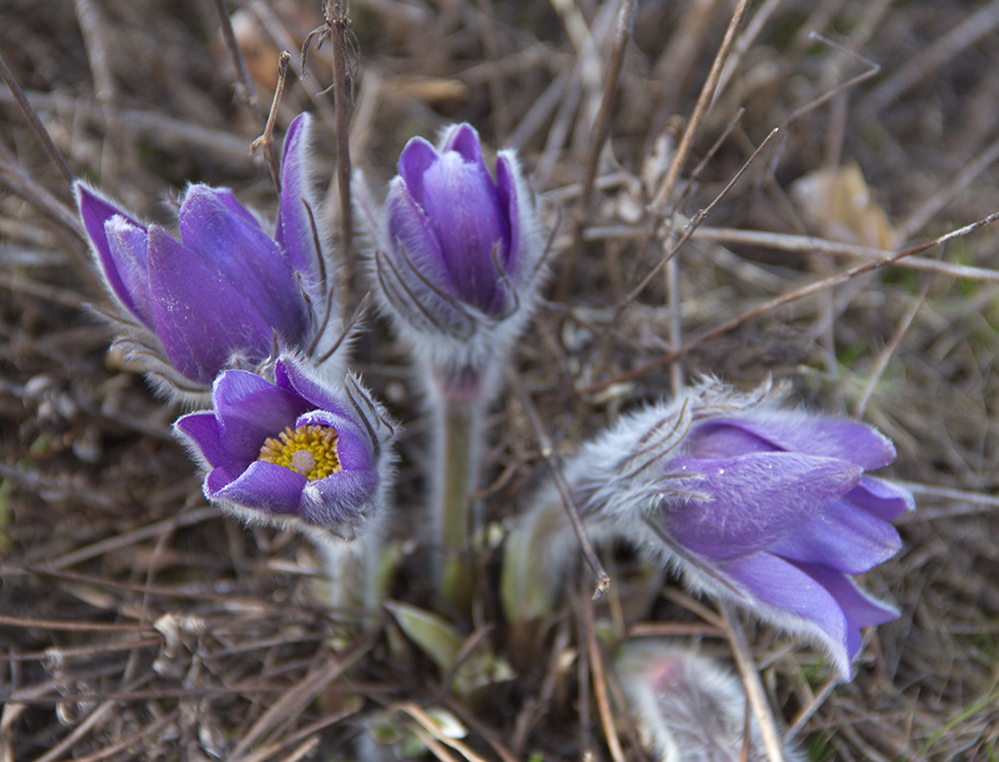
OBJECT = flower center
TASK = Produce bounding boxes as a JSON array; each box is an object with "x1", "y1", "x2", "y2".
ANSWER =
[{"x1": 258, "y1": 424, "x2": 342, "y2": 480}]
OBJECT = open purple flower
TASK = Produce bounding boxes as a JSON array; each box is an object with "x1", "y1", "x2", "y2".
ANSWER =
[
  {"x1": 505, "y1": 382, "x2": 912, "y2": 680},
  {"x1": 76, "y1": 114, "x2": 328, "y2": 398},
  {"x1": 361, "y1": 123, "x2": 546, "y2": 379},
  {"x1": 174, "y1": 355, "x2": 396, "y2": 542}
]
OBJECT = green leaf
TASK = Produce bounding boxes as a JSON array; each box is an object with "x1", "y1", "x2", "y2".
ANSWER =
[{"x1": 385, "y1": 600, "x2": 462, "y2": 671}]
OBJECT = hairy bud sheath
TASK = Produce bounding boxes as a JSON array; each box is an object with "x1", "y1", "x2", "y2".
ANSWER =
[{"x1": 615, "y1": 640, "x2": 804, "y2": 762}]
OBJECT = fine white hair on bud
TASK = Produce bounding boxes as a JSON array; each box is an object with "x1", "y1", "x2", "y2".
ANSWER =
[{"x1": 614, "y1": 640, "x2": 805, "y2": 762}]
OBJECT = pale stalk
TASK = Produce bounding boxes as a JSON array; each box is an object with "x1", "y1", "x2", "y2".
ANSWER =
[
  {"x1": 435, "y1": 391, "x2": 485, "y2": 605},
  {"x1": 427, "y1": 364, "x2": 490, "y2": 605},
  {"x1": 316, "y1": 529, "x2": 385, "y2": 614}
]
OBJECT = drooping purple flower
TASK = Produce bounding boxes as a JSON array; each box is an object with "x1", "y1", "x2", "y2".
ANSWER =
[
  {"x1": 360, "y1": 123, "x2": 546, "y2": 378},
  {"x1": 76, "y1": 113, "x2": 328, "y2": 398},
  {"x1": 506, "y1": 381, "x2": 912, "y2": 680},
  {"x1": 173, "y1": 355, "x2": 396, "y2": 542}
]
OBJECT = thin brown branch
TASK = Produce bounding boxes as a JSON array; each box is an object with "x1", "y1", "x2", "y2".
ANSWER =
[
  {"x1": 0, "y1": 614, "x2": 151, "y2": 633},
  {"x1": 854, "y1": 276, "x2": 931, "y2": 418},
  {"x1": 318, "y1": 0, "x2": 357, "y2": 296},
  {"x1": 508, "y1": 370, "x2": 611, "y2": 599},
  {"x1": 229, "y1": 615, "x2": 384, "y2": 758},
  {"x1": 396, "y1": 703, "x2": 490, "y2": 762},
  {"x1": 686, "y1": 226, "x2": 999, "y2": 284},
  {"x1": 579, "y1": 592, "x2": 627, "y2": 762},
  {"x1": 579, "y1": 0, "x2": 638, "y2": 213},
  {"x1": 213, "y1": 0, "x2": 266, "y2": 124},
  {"x1": 858, "y1": 0, "x2": 999, "y2": 116},
  {"x1": 584, "y1": 210, "x2": 999, "y2": 393},
  {"x1": 621, "y1": 127, "x2": 780, "y2": 307},
  {"x1": 0, "y1": 51, "x2": 73, "y2": 184},
  {"x1": 649, "y1": 0, "x2": 752, "y2": 214},
  {"x1": 720, "y1": 600, "x2": 785, "y2": 762},
  {"x1": 0, "y1": 153, "x2": 83, "y2": 238},
  {"x1": 249, "y1": 50, "x2": 292, "y2": 193}
]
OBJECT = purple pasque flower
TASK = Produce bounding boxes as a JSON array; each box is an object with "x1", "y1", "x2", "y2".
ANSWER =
[
  {"x1": 361, "y1": 123, "x2": 546, "y2": 377},
  {"x1": 567, "y1": 381, "x2": 912, "y2": 680},
  {"x1": 76, "y1": 114, "x2": 328, "y2": 398},
  {"x1": 173, "y1": 355, "x2": 397, "y2": 543}
]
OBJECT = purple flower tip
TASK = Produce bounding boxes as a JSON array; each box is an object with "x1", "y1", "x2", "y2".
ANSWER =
[
  {"x1": 174, "y1": 356, "x2": 397, "y2": 538},
  {"x1": 575, "y1": 381, "x2": 912, "y2": 680}
]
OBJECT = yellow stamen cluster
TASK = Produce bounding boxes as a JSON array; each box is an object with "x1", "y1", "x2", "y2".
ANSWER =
[{"x1": 258, "y1": 424, "x2": 342, "y2": 481}]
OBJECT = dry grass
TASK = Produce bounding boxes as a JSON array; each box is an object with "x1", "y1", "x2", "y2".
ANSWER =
[{"x1": 2, "y1": 0, "x2": 999, "y2": 760}]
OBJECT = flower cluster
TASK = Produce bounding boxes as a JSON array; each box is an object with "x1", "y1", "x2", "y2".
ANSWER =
[
  {"x1": 77, "y1": 112, "x2": 912, "y2": 712},
  {"x1": 78, "y1": 115, "x2": 394, "y2": 592}
]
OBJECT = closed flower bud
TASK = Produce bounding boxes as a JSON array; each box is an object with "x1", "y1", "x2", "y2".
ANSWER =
[
  {"x1": 173, "y1": 354, "x2": 397, "y2": 546},
  {"x1": 77, "y1": 114, "x2": 330, "y2": 401},
  {"x1": 614, "y1": 640, "x2": 804, "y2": 762},
  {"x1": 361, "y1": 123, "x2": 546, "y2": 383}
]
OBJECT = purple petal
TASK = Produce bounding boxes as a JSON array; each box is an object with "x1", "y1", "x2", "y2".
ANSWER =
[
  {"x1": 769, "y1": 496, "x2": 902, "y2": 574},
  {"x1": 662, "y1": 453, "x2": 862, "y2": 559},
  {"x1": 386, "y1": 179, "x2": 450, "y2": 282},
  {"x1": 494, "y1": 153, "x2": 519, "y2": 273},
  {"x1": 686, "y1": 421, "x2": 778, "y2": 458},
  {"x1": 276, "y1": 114, "x2": 321, "y2": 277},
  {"x1": 275, "y1": 357, "x2": 350, "y2": 417},
  {"x1": 210, "y1": 187, "x2": 262, "y2": 229},
  {"x1": 719, "y1": 552, "x2": 855, "y2": 679},
  {"x1": 212, "y1": 369, "x2": 312, "y2": 462},
  {"x1": 703, "y1": 413, "x2": 896, "y2": 470},
  {"x1": 104, "y1": 216, "x2": 154, "y2": 327},
  {"x1": 419, "y1": 151, "x2": 508, "y2": 312},
  {"x1": 385, "y1": 178, "x2": 470, "y2": 330},
  {"x1": 300, "y1": 469, "x2": 379, "y2": 526},
  {"x1": 794, "y1": 561, "x2": 899, "y2": 628},
  {"x1": 846, "y1": 477, "x2": 914, "y2": 522},
  {"x1": 146, "y1": 227, "x2": 274, "y2": 384},
  {"x1": 441, "y1": 123, "x2": 484, "y2": 165},
  {"x1": 178, "y1": 186, "x2": 307, "y2": 341},
  {"x1": 398, "y1": 136, "x2": 439, "y2": 205},
  {"x1": 174, "y1": 410, "x2": 228, "y2": 467},
  {"x1": 76, "y1": 184, "x2": 147, "y2": 317},
  {"x1": 209, "y1": 460, "x2": 307, "y2": 516}
]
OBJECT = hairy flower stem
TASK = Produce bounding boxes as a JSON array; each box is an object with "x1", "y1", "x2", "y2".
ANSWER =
[
  {"x1": 318, "y1": 531, "x2": 383, "y2": 613},
  {"x1": 432, "y1": 374, "x2": 487, "y2": 606}
]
